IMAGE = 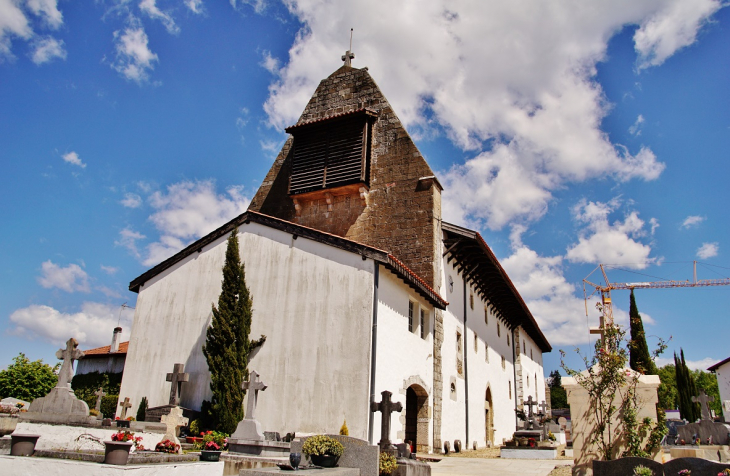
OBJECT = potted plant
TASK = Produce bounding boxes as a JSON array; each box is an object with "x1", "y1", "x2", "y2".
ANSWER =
[
  {"x1": 105, "y1": 430, "x2": 143, "y2": 465},
  {"x1": 10, "y1": 433, "x2": 41, "y2": 456},
  {"x1": 379, "y1": 452, "x2": 398, "y2": 476},
  {"x1": 302, "y1": 435, "x2": 345, "y2": 468},
  {"x1": 199, "y1": 430, "x2": 227, "y2": 462},
  {"x1": 155, "y1": 439, "x2": 180, "y2": 454}
]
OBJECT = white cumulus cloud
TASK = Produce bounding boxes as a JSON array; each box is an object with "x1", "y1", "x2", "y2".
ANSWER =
[
  {"x1": 696, "y1": 242, "x2": 718, "y2": 259},
  {"x1": 185, "y1": 0, "x2": 204, "y2": 14},
  {"x1": 115, "y1": 227, "x2": 146, "y2": 259},
  {"x1": 681, "y1": 215, "x2": 705, "y2": 229},
  {"x1": 37, "y1": 260, "x2": 90, "y2": 293},
  {"x1": 30, "y1": 35, "x2": 65, "y2": 64},
  {"x1": 111, "y1": 22, "x2": 158, "y2": 83},
  {"x1": 26, "y1": 0, "x2": 63, "y2": 29},
  {"x1": 9, "y1": 302, "x2": 133, "y2": 348},
  {"x1": 62, "y1": 151, "x2": 85, "y2": 168},
  {"x1": 139, "y1": 0, "x2": 180, "y2": 35},
  {"x1": 121, "y1": 192, "x2": 143, "y2": 208},
  {"x1": 566, "y1": 199, "x2": 656, "y2": 269},
  {"x1": 261, "y1": 1, "x2": 721, "y2": 230}
]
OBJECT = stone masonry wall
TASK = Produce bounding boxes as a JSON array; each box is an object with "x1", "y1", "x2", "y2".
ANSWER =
[{"x1": 249, "y1": 65, "x2": 441, "y2": 288}]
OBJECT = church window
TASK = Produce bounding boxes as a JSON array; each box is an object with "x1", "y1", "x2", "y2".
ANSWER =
[
  {"x1": 497, "y1": 324, "x2": 501, "y2": 337},
  {"x1": 449, "y1": 275, "x2": 453, "y2": 293},
  {"x1": 523, "y1": 340, "x2": 526, "y2": 355},
  {"x1": 474, "y1": 334, "x2": 478, "y2": 352},
  {"x1": 450, "y1": 382, "x2": 456, "y2": 397},
  {"x1": 469, "y1": 292, "x2": 474, "y2": 310},
  {"x1": 509, "y1": 382, "x2": 512, "y2": 399},
  {"x1": 420, "y1": 309, "x2": 427, "y2": 339},
  {"x1": 456, "y1": 331, "x2": 463, "y2": 375},
  {"x1": 527, "y1": 375, "x2": 530, "y2": 388},
  {"x1": 507, "y1": 333, "x2": 510, "y2": 346},
  {"x1": 484, "y1": 306, "x2": 488, "y2": 325},
  {"x1": 485, "y1": 342, "x2": 489, "y2": 363},
  {"x1": 286, "y1": 110, "x2": 376, "y2": 195},
  {"x1": 501, "y1": 355, "x2": 506, "y2": 370},
  {"x1": 408, "y1": 301, "x2": 414, "y2": 333},
  {"x1": 531, "y1": 348, "x2": 533, "y2": 360}
]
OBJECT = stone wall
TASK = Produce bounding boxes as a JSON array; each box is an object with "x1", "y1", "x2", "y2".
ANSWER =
[{"x1": 249, "y1": 66, "x2": 441, "y2": 289}]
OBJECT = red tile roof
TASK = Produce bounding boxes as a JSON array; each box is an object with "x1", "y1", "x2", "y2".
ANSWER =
[{"x1": 82, "y1": 341, "x2": 129, "y2": 356}]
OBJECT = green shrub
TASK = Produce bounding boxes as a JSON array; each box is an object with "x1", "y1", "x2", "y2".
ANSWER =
[{"x1": 302, "y1": 435, "x2": 344, "y2": 457}]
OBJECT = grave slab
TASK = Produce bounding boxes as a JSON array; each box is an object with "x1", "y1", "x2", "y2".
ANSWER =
[
  {"x1": 670, "y1": 444, "x2": 730, "y2": 462},
  {"x1": 0, "y1": 454, "x2": 223, "y2": 476},
  {"x1": 500, "y1": 447, "x2": 559, "y2": 459}
]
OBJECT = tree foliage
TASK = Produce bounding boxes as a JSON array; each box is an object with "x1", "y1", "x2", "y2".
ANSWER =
[
  {"x1": 71, "y1": 371, "x2": 123, "y2": 418},
  {"x1": 657, "y1": 364, "x2": 677, "y2": 410},
  {"x1": 548, "y1": 370, "x2": 568, "y2": 409},
  {"x1": 202, "y1": 229, "x2": 265, "y2": 434},
  {"x1": 628, "y1": 290, "x2": 657, "y2": 375},
  {"x1": 674, "y1": 349, "x2": 700, "y2": 422},
  {"x1": 0, "y1": 353, "x2": 58, "y2": 402}
]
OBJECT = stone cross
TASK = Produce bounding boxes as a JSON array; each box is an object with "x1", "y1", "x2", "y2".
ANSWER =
[
  {"x1": 371, "y1": 390, "x2": 403, "y2": 450},
  {"x1": 242, "y1": 370, "x2": 267, "y2": 420},
  {"x1": 539, "y1": 400, "x2": 549, "y2": 417},
  {"x1": 94, "y1": 387, "x2": 106, "y2": 412},
  {"x1": 523, "y1": 396, "x2": 538, "y2": 430},
  {"x1": 166, "y1": 363, "x2": 189, "y2": 406},
  {"x1": 119, "y1": 397, "x2": 132, "y2": 419},
  {"x1": 55, "y1": 338, "x2": 85, "y2": 388},
  {"x1": 161, "y1": 406, "x2": 189, "y2": 453},
  {"x1": 341, "y1": 50, "x2": 355, "y2": 67},
  {"x1": 692, "y1": 389, "x2": 715, "y2": 421}
]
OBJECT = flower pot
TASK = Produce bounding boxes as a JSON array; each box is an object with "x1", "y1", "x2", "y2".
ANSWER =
[
  {"x1": 116, "y1": 420, "x2": 130, "y2": 428},
  {"x1": 10, "y1": 434, "x2": 40, "y2": 456},
  {"x1": 104, "y1": 441, "x2": 133, "y2": 465},
  {"x1": 310, "y1": 454, "x2": 339, "y2": 468},
  {"x1": 186, "y1": 436, "x2": 203, "y2": 444},
  {"x1": 200, "y1": 450, "x2": 222, "y2": 462}
]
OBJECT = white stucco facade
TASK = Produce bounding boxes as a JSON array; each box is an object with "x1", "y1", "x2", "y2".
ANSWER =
[{"x1": 710, "y1": 357, "x2": 730, "y2": 422}]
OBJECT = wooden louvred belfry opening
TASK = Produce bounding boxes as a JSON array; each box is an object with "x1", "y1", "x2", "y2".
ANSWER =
[{"x1": 286, "y1": 109, "x2": 377, "y2": 195}]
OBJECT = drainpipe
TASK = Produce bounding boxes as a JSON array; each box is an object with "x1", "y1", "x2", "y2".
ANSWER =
[
  {"x1": 368, "y1": 263, "x2": 379, "y2": 444},
  {"x1": 463, "y1": 278, "x2": 469, "y2": 446},
  {"x1": 512, "y1": 327, "x2": 518, "y2": 429}
]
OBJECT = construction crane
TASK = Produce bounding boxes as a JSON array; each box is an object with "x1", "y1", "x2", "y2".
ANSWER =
[{"x1": 583, "y1": 261, "x2": 730, "y2": 348}]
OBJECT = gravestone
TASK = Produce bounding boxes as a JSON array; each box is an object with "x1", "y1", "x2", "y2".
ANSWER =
[
  {"x1": 230, "y1": 370, "x2": 267, "y2": 441},
  {"x1": 166, "y1": 363, "x2": 189, "y2": 406},
  {"x1": 523, "y1": 396, "x2": 538, "y2": 430},
  {"x1": 26, "y1": 338, "x2": 90, "y2": 418},
  {"x1": 160, "y1": 406, "x2": 189, "y2": 454},
  {"x1": 118, "y1": 397, "x2": 132, "y2": 420},
  {"x1": 677, "y1": 389, "x2": 730, "y2": 445},
  {"x1": 371, "y1": 390, "x2": 402, "y2": 452},
  {"x1": 93, "y1": 388, "x2": 105, "y2": 418}
]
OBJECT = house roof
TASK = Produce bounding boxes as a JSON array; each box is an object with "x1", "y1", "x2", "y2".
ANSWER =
[
  {"x1": 82, "y1": 341, "x2": 129, "y2": 356},
  {"x1": 442, "y1": 221, "x2": 552, "y2": 353},
  {"x1": 708, "y1": 356, "x2": 730, "y2": 372},
  {"x1": 129, "y1": 210, "x2": 448, "y2": 309}
]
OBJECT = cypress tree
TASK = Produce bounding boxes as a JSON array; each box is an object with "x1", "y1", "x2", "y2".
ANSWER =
[
  {"x1": 203, "y1": 229, "x2": 264, "y2": 434},
  {"x1": 675, "y1": 349, "x2": 699, "y2": 422},
  {"x1": 628, "y1": 290, "x2": 657, "y2": 375}
]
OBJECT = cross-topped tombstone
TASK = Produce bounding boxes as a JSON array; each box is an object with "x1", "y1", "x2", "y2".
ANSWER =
[
  {"x1": 242, "y1": 370, "x2": 267, "y2": 421},
  {"x1": 371, "y1": 390, "x2": 403, "y2": 451},
  {"x1": 229, "y1": 370, "x2": 268, "y2": 441},
  {"x1": 56, "y1": 338, "x2": 85, "y2": 388},
  {"x1": 692, "y1": 389, "x2": 715, "y2": 421},
  {"x1": 94, "y1": 387, "x2": 106, "y2": 413},
  {"x1": 119, "y1": 397, "x2": 132, "y2": 419},
  {"x1": 166, "y1": 363, "x2": 189, "y2": 406},
  {"x1": 539, "y1": 400, "x2": 549, "y2": 417},
  {"x1": 523, "y1": 396, "x2": 538, "y2": 429},
  {"x1": 161, "y1": 406, "x2": 189, "y2": 453}
]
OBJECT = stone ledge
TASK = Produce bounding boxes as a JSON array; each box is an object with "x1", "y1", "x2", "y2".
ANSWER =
[{"x1": 500, "y1": 447, "x2": 558, "y2": 460}]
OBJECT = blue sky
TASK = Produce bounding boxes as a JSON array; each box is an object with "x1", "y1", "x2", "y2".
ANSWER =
[{"x1": 1, "y1": 1, "x2": 728, "y2": 377}]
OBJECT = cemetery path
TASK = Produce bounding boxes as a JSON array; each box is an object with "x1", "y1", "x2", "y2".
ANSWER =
[{"x1": 428, "y1": 457, "x2": 573, "y2": 476}]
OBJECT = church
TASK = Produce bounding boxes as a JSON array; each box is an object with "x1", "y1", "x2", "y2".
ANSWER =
[{"x1": 117, "y1": 53, "x2": 551, "y2": 453}]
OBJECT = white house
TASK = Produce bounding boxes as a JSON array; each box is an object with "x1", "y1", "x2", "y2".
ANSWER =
[{"x1": 708, "y1": 356, "x2": 730, "y2": 422}]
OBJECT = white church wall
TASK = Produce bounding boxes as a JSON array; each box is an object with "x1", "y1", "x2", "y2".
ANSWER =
[
  {"x1": 372, "y1": 268, "x2": 434, "y2": 450},
  {"x1": 714, "y1": 360, "x2": 730, "y2": 421},
  {"x1": 119, "y1": 222, "x2": 376, "y2": 439},
  {"x1": 76, "y1": 355, "x2": 126, "y2": 376},
  {"x1": 517, "y1": 329, "x2": 546, "y2": 409},
  {"x1": 439, "y1": 257, "x2": 518, "y2": 447}
]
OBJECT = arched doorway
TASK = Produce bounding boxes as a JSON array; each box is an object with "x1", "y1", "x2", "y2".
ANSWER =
[
  {"x1": 485, "y1": 387, "x2": 494, "y2": 446},
  {"x1": 405, "y1": 384, "x2": 429, "y2": 453}
]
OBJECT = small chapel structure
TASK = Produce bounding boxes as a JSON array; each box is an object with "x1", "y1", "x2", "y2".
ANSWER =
[{"x1": 118, "y1": 53, "x2": 551, "y2": 452}]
